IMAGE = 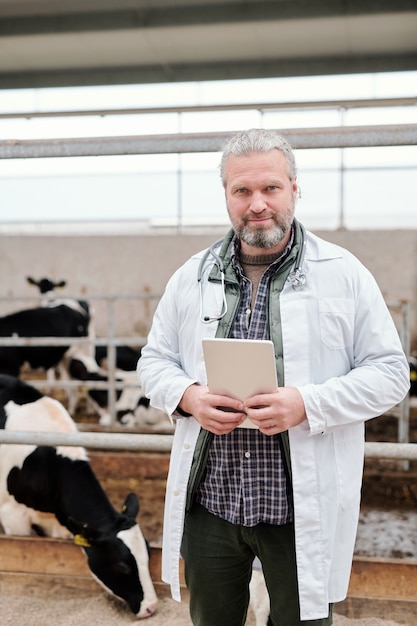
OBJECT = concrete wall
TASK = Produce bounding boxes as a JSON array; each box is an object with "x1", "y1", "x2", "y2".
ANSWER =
[{"x1": 1, "y1": 229, "x2": 416, "y2": 352}]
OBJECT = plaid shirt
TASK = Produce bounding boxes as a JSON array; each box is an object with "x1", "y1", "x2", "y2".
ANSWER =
[{"x1": 196, "y1": 236, "x2": 294, "y2": 527}]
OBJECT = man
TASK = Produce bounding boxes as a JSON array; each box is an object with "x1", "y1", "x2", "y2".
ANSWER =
[{"x1": 138, "y1": 129, "x2": 409, "y2": 625}]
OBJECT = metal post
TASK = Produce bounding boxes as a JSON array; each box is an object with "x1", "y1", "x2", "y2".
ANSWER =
[
  {"x1": 339, "y1": 107, "x2": 346, "y2": 230},
  {"x1": 106, "y1": 297, "x2": 117, "y2": 426}
]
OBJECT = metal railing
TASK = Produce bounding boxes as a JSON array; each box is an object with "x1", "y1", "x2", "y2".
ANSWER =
[
  {"x1": 0, "y1": 429, "x2": 415, "y2": 462},
  {"x1": 0, "y1": 296, "x2": 412, "y2": 446},
  {"x1": 0, "y1": 429, "x2": 173, "y2": 452}
]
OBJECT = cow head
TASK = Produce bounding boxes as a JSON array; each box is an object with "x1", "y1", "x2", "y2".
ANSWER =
[
  {"x1": 27, "y1": 276, "x2": 67, "y2": 294},
  {"x1": 68, "y1": 493, "x2": 157, "y2": 619}
]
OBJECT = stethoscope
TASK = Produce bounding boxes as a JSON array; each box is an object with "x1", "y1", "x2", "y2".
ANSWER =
[
  {"x1": 198, "y1": 239, "x2": 228, "y2": 323},
  {"x1": 198, "y1": 224, "x2": 307, "y2": 324}
]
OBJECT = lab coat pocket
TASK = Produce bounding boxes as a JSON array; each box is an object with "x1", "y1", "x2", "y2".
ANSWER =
[
  {"x1": 333, "y1": 425, "x2": 364, "y2": 510},
  {"x1": 318, "y1": 298, "x2": 354, "y2": 350}
]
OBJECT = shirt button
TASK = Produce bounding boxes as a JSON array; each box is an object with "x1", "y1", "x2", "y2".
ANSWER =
[
  {"x1": 244, "y1": 451, "x2": 250, "y2": 458},
  {"x1": 173, "y1": 489, "x2": 180, "y2": 496},
  {"x1": 183, "y1": 443, "x2": 190, "y2": 449}
]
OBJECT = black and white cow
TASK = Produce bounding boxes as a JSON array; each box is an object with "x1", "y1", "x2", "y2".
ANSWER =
[
  {"x1": 95, "y1": 345, "x2": 142, "y2": 373},
  {"x1": 26, "y1": 276, "x2": 97, "y2": 396},
  {"x1": 83, "y1": 368, "x2": 168, "y2": 429},
  {"x1": 63, "y1": 349, "x2": 170, "y2": 429},
  {"x1": 0, "y1": 374, "x2": 158, "y2": 618},
  {"x1": 0, "y1": 302, "x2": 91, "y2": 378}
]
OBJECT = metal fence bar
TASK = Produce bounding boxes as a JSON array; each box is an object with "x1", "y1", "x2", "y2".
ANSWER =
[
  {"x1": 364, "y1": 442, "x2": 417, "y2": 460},
  {"x1": 0, "y1": 294, "x2": 161, "y2": 302},
  {"x1": 0, "y1": 336, "x2": 148, "y2": 346},
  {"x1": 0, "y1": 430, "x2": 173, "y2": 452},
  {"x1": 105, "y1": 296, "x2": 117, "y2": 424},
  {"x1": 0, "y1": 431, "x2": 415, "y2": 461},
  {"x1": 0, "y1": 337, "x2": 105, "y2": 346}
]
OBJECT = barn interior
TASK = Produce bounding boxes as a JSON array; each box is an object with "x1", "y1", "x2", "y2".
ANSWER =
[{"x1": 0, "y1": 2, "x2": 417, "y2": 624}]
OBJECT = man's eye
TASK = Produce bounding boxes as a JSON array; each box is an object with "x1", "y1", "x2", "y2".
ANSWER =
[{"x1": 236, "y1": 188, "x2": 247, "y2": 194}]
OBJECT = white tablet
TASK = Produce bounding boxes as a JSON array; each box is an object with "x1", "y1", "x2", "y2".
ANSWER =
[{"x1": 202, "y1": 338, "x2": 278, "y2": 428}]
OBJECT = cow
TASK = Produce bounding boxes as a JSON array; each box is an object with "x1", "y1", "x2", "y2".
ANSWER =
[
  {"x1": 62, "y1": 348, "x2": 170, "y2": 429},
  {"x1": 95, "y1": 345, "x2": 142, "y2": 373},
  {"x1": 0, "y1": 301, "x2": 91, "y2": 378},
  {"x1": 0, "y1": 374, "x2": 158, "y2": 618},
  {"x1": 25, "y1": 276, "x2": 96, "y2": 394}
]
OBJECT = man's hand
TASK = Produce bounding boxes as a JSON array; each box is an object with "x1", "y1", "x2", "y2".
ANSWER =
[
  {"x1": 244, "y1": 387, "x2": 306, "y2": 435},
  {"x1": 179, "y1": 383, "x2": 247, "y2": 435}
]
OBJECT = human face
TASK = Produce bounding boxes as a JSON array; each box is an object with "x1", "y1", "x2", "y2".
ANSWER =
[{"x1": 224, "y1": 150, "x2": 298, "y2": 255}]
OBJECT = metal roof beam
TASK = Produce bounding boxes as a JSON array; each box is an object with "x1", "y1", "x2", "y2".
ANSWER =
[
  {"x1": 2, "y1": 125, "x2": 417, "y2": 159},
  {"x1": 0, "y1": 0, "x2": 415, "y2": 36},
  {"x1": 1, "y1": 54, "x2": 417, "y2": 90}
]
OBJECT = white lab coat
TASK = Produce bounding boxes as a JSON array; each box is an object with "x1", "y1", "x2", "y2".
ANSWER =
[{"x1": 138, "y1": 229, "x2": 409, "y2": 621}]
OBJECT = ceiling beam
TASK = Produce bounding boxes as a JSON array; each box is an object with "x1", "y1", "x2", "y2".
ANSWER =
[
  {"x1": 1, "y1": 53, "x2": 416, "y2": 90},
  {"x1": 0, "y1": 0, "x2": 415, "y2": 36}
]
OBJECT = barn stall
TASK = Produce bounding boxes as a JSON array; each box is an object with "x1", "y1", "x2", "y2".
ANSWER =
[
  {"x1": 1, "y1": 118, "x2": 417, "y2": 625},
  {"x1": 0, "y1": 285, "x2": 416, "y2": 624}
]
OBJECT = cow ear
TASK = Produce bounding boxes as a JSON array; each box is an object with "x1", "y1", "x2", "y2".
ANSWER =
[
  {"x1": 121, "y1": 493, "x2": 139, "y2": 518},
  {"x1": 57, "y1": 280, "x2": 67, "y2": 288},
  {"x1": 67, "y1": 517, "x2": 100, "y2": 545},
  {"x1": 74, "y1": 533, "x2": 91, "y2": 548}
]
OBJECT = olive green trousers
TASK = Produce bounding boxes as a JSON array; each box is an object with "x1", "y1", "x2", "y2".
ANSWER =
[{"x1": 181, "y1": 503, "x2": 333, "y2": 626}]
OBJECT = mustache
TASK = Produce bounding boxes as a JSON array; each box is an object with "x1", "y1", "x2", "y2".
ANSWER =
[{"x1": 242, "y1": 212, "x2": 275, "y2": 223}]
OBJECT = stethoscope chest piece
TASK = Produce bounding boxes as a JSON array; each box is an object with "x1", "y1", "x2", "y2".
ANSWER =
[{"x1": 288, "y1": 269, "x2": 306, "y2": 290}]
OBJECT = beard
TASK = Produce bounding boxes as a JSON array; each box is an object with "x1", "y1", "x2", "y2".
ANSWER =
[{"x1": 230, "y1": 210, "x2": 294, "y2": 249}]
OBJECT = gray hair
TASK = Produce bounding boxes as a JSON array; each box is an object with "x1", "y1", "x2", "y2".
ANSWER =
[{"x1": 219, "y1": 128, "x2": 297, "y2": 185}]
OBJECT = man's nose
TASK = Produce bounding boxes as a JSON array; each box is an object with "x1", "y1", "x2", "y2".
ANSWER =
[{"x1": 249, "y1": 192, "x2": 267, "y2": 212}]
